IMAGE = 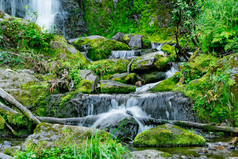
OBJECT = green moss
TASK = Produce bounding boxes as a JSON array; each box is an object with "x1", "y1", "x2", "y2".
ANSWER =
[
  {"x1": 0, "y1": 115, "x2": 5, "y2": 129},
  {"x1": 59, "y1": 91, "x2": 78, "y2": 108},
  {"x1": 86, "y1": 59, "x2": 129, "y2": 79},
  {"x1": 154, "y1": 55, "x2": 169, "y2": 70},
  {"x1": 111, "y1": 73, "x2": 137, "y2": 84},
  {"x1": 141, "y1": 35, "x2": 151, "y2": 49},
  {"x1": 150, "y1": 73, "x2": 180, "y2": 92},
  {"x1": 73, "y1": 38, "x2": 130, "y2": 61},
  {"x1": 0, "y1": 11, "x2": 4, "y2": 18},
  {"x1": 133, "y1": 124, "x2": 206, "y2": 147},
  {"x1": 76, "y1": 79, "x2": 93, "y2": 93}
]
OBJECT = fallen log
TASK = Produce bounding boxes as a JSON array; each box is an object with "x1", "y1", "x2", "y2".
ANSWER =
[
  {"x1": 37, "y1": 116, "x2": 98, "y2": 126},
  {"x1": 0, "y1": 102, "x2": 19, "y2": 114},
  {"x1": 170, "y1": 120, "x2": 238, "y2": 134},
  {"x1": 0, "y1": 88, "x2": 40, "y2": 124}
]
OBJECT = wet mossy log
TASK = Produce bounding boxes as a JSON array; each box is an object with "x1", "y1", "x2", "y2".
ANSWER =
[{"x1": 0, "y1": 88, "x2": 40, "y2": 124}]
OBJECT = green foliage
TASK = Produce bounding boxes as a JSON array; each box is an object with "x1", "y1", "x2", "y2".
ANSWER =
[
  {"x1": 84, "y1": 0, "x2": 172, "y2": 37},
  {"x1": 196, "y1": 0, "x2": 238, "y2": 54},
  {"x1": 0, "y1": 18, "x2": 54, "y2": 54},
  {"x1": 15, "y1": 129, "x2": 131, "y2": 159},
  {"x1": 86, "y1": 59, "x2": 129, "y2": 80},
  {"x1": 0, "y1": 51, "x2": 24, "y2": 67}
]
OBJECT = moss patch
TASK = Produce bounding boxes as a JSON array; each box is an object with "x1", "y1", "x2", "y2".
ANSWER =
[
  {"x1": 150, "y1": 72, "x2": 180, "y2": 92},
  {"x1": 0, "y1": 115, "x2": 5, "y2": 129},
  {"x1": 100, "y1": 80, "x2": 136, "y2": 94},
  {"x1": 86, "y1": 59, "x2": 130, "y2": 80},
  {"x1": 133, "y1": 124, "x2": 206, "y2": 147},
  {"x1": 76, "y1": 79, "x2": 93, "y2": 93},
  {"x1": 111, "y1": 73, "x2": 137, "y2": 84}
]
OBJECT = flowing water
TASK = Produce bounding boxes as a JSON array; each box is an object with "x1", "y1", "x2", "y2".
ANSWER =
[
  {"x1": 26, "y1": 0, "x2": 60, "y2": 31},
  {"x1": 0, "y1": 0, "x2": 61, "y2": 32}
]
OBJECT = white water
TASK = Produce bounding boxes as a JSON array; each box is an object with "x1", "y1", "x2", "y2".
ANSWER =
[
  {"x1": 93, "y1": 106, "x2": 152, "y2": 133},
  {"x1": 26, "y1": 0, "x2": 60, "y2": 31},
  {"x1": 111, "y1": 50, "x2": 140, "y2": 59}
]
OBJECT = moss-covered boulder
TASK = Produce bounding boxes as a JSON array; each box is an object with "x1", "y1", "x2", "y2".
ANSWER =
[
  {"x1": 131, "y1": 52, "x2": 168, "y2": 73},
  {"x1": 141, "y1": 71, "x2": 166, "y2": 84},
  {"x1": 73, "y1": 37, "x2": 130, "y2": 61},
  {"x1": 133, "y1": 124, "x2": 206, "y2": 147},
  {"x1": 111, "y1": 73, "x2": 138, "y2": 85},
  {"x1": 100, "y1": 80, "x2": 136, "y2": 94},
  {"x1": 76, "y1": 79, "x2": 93, "y2": 94},
  {"x1": 22, "y1": 123, "x2": 109, "y2": 154},
  {"x1": 86, "y1": 59, "x2": 130, "y2": 80}
]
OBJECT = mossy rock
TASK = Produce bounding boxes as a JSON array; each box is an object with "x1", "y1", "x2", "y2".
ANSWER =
[
  {"x1": 131, "y1": 52, "x2": 168, "y2": 72},
  {"x1": 111, "y1": 73, "x2": 138, "y2": 85},
  {"x1": 73, "y1": 37, "x2": 130, "y2": 61},
  {"x1": 76, "y1": 79, "x2": 93, "y2": 93},
  {"x1": 23, "y1": 123, "x2": 110, "y2": 154},
  {"x1": 100, "y1": 80, "x2": 136, "y2": 94},
  {"x1": 150, "y1": 72, "x2": 180, "y2": 92},
  {"x1": 133, "y1": 124, "x2": 206, "y2": 147},
  {"x1": 86, "y1": 59, "x2": 130, "y2": 80},
  {"x1": 154, "y1": 55, "x2": 169, "y2": 70},
  {"x1": 141, "y1": 71, "x2": 166, "y2": 84}
]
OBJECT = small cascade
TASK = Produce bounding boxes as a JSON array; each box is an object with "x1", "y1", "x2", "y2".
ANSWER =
[
  {"x1": 152, "y1": 42, "x2": 164, "y2": 51},
  {"x1": 93, "y1": 106, "x2": 152, "y2": 133},
  {"x1": 136, "y1": 81, "x2": 161, "y2": 93},
  {"x1": 111, "y1": 50, "x2": 141, "y2": 59}
]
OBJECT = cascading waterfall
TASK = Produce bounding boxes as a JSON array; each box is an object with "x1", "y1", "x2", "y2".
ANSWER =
[
  {"x1": 0, "y1": 0, "x2": 61, "y2": 32},
  {"x1": 26, "y1": 0, "x2": 60, "y2": 31}
]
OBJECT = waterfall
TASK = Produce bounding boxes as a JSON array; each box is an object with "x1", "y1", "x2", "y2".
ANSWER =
[{"x1": 26, "y1": 0, "x2": 60, "y2": 31}]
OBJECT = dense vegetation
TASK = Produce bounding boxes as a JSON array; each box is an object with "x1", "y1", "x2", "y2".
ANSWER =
[{"x1": 0, "y1": 0, "x2": 237, "y2": 158}]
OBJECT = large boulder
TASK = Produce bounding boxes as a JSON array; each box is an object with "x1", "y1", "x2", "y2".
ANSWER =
[
  {"x1": 128, "y1": 34, "x2": 151, "y2": 49},
  {"x1": 133, "y1": 124, "x2": 206, "y2": 147},
  {"x1": 22, "y1": 123, "x2": 109, "y2": 152},
  {"x1": 100, "y1": 80, "x2": 136, "y2": 94},
  {"x1": 131, "y1": 52, "x2": 169, "y2": 73}
]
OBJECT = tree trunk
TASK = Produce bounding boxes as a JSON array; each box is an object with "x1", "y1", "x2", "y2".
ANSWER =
[{"x1": 0, "y1": 88, "x2": 40, "y2": 124}]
